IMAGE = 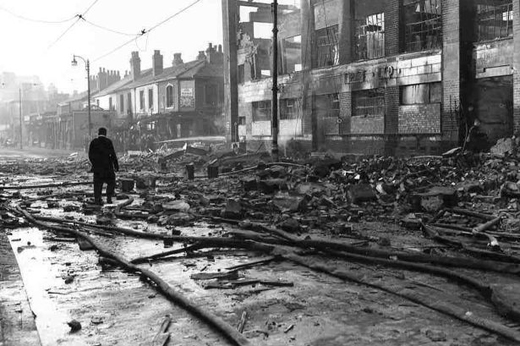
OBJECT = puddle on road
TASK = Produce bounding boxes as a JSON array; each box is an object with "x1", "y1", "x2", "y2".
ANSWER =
[{"x1": 8, "y1": 228, "x2": 89, "y2": 346}]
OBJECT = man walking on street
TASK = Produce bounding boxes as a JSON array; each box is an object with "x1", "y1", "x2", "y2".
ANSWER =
[{"x1": 88, "y1": 127, "x2": 119, "y2": 205}]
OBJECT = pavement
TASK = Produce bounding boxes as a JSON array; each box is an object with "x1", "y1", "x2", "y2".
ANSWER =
[{"x1": 0, "y1": 232, "x2": 41, "y2": 346}]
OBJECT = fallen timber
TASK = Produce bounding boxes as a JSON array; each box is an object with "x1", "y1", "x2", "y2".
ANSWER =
[
  {"x1": 16, "y1": 206, "x2": 252, "y2": 346},
  {"x1": 18, "y1": 204, "x2": 520, "y2": 342}
]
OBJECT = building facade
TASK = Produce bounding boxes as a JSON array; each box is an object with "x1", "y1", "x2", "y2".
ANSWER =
[{"x1": 222, "y1": 0, "x2": 520, "y2": 156}]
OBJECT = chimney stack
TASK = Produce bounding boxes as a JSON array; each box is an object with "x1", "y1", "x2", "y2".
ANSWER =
[
  {"x1": 206, "y1": 43, "x2": 224, "y2": 65},
  {"x1": 130, "y1": 51, "x2": 141, "y2": 81},
  {"x1": 172, "y1": 53, "x2": 183, "y2": 66},
  {"x1": 197, "y1": 51, "x2": 206, "y2": 61},
  {"x1": 152, "y1": 50, "x2": 164, "y2": 76}
]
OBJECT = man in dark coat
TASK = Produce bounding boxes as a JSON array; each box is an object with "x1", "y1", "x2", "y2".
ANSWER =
[{"x1": 88, "y1": 127, "x2": 119, "y2": 205}]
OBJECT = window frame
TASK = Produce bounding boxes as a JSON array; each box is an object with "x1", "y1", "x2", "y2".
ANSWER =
[{"x1": 166, "y1": 84, "x2": 174, "y2": 108}]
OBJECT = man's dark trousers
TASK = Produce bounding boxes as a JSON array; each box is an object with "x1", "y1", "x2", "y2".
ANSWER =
[{"x1": 93, "y1": 171, "x2": 115, "y2": 203}]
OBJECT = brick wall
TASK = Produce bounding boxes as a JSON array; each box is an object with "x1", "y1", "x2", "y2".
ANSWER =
[
  {"x1": 339, "y1": 91, "x2": 351, "y2": 134},
  {"x1": 514, "y1": 0, "x2": 520, "y2": 134},
  {"x1": 398, "y1": 104, "x2": 441, "y2": 134},
  {"x1": 441, "y1": 0, "x2": 461, "y2": 144},
  {"x1": 351, "y1": 116, "x2": 384, "y2": 134},
  {"x1": 384, "y1": 0, "x2": 400, "y2": 56}
]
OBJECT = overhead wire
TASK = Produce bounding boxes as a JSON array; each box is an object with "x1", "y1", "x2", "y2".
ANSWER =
[
  {"x1": 80, "y1": 17, "x2": 137, "y2": 37},
  {"x1": 47, "y1": 0, "x2": 102, "y2": 49},
  {"x1": 93, "y1": 0, "x2": 204, "y2": 62},
  {"x1": 0, "y1": 4, "x2": 76, "y2": 24}
]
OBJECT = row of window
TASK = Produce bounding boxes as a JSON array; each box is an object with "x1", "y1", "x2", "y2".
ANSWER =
[
  {"x1": 250, "y1": 82, "x2": 441, "y2": 122},
  {"x1": 279, "y1": 0, "x2": 513, "y2": 73},
  {"x1": 107, "y1": 85, "x2": 178, "y2": 114}
]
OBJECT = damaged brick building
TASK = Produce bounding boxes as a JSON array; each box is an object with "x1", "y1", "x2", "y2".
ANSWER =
[{"x1": 222, "y1": 0, "x2": 520, "y2": 156}]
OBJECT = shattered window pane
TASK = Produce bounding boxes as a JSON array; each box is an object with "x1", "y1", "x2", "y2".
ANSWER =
[
  {"x1": 353, "y1": 89, "x2": 385, "y2": 117},
  {"x1": 252, "y1": 100, "x2": 272, "y2": 122},
  {"x1": 355, "y1": 12, "x2": 385, "y2": 60},
  {"x1": 281, "y1": 35, "x2": 302, "y2": 74},
  {"x1": 403, "y1": 0, "x2": 442, "y2": 52},
  {"x1": 476, "y1": 1, "x2": 513, "y2": 41},
  {"x1": 315, "y1": 25, "x2": 339, "y2": 67}
]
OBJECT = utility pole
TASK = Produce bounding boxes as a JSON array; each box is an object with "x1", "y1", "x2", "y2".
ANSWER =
[
  {"x1": 19, "y1": 88, "x2": 22, "y2": 149},
  {"x1": 271, "y1": 0, "x2": 279, "y2": 162}
]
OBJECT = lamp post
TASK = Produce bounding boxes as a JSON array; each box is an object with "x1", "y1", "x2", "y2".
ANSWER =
[
  {"x1": 271, "y1": 0, "x2": 279, "y2": 162},
  {"x1": 71, "y1": 55, "x2": 92, "y2": 138},
  {"x1": 18, "y1": 83, "x2": 38, "y2": 150}
]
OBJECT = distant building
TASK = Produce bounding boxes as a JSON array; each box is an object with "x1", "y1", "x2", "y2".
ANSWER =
[{"x1": 92, "y1": 44, "x2": 224, "y2": 150}]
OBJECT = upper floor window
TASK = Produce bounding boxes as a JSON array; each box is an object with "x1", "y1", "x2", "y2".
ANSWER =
[
  {"x1": 476, "y1": 1, "x2": 513, "y2": 41},
  {"x1": 166, "y1": 85, "x2": 174, "y2": 108},
  {"x1": 355, "y1": 13, "x2": 385, "y2": 60},
  {"x1": 315, "y1": 26, "x2": 339, "y2": 67},
  {"x1": 313, "y1": 0, "x2": 339, "y2": 68},
  {"x1": 403, "y1": 0, "x2": 442, "y2": 52},
  {"x1": 281, "y1": 35, "x2": 302, "y2": 74}
]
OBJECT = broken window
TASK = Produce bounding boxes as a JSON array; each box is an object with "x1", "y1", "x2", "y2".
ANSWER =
[
  {"x1": 401, "y1": 82, "x2": 441, "y2": 105},
  {"x1": 355, "y1": 10, "x2": 385, "y2": 60},
  {"x1": 280, "y1": 98, "x2": 299, "y2": 120},
  {"x1": 252, "y1": 100, "x2": 272, "y2": 122},
  {"x1": 166, "y1": 85, "x2": 174, "y2": 108},
  {"x1": 315, "y1": 26, "x2": 339, "y2": 67},
  {"x1": 313, "y1": 0, "x2": 339, "y2": 68},
  {"x1": 403, "y1": 0, "x2": 442, "y2": 52},
  {"x1": 476, "y1": 0, "x2": 513, "y2": 41},
  {"x1": 353, "y1": 89, "x2": 385, "y2": 117},
  {"x1": 281, "y1": 35, "x2": 302, "y2": 74}
]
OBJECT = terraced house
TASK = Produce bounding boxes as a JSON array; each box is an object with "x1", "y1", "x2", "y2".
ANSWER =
[
  {"x1": 93, "y1": 44, "x2": 225, "y2": 145},
  {"x1": 222, "y1": 0, "x2": 520, "y2": 155}
]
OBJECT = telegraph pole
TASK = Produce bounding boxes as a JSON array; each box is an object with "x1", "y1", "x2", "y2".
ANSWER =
[
  {"x1": 19, "y1": 88, "x2": 22, "y2": 149},
  {"x1": 271, "y1": 0, "x2": 279, "y2": 161}
]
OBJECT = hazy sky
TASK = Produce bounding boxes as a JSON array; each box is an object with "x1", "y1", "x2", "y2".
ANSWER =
[{"x1": 0, "y1": 0, "x2": 223, "y2": 93}]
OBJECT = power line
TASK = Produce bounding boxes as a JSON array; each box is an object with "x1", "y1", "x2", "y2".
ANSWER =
[
  {"x1": 93, "y1": 0, "x2": 203, "y2": 62},
  {"x1": 146, "y1": 0, "x2": 203, "y2": 33},
  {"x1": 0, "y1": 4, "x2": 76, "y2": 24},
  {"x1": 81, "y1": 17, "x2": 137, "y2": 37},
  {"x1": 47, "y1": 17, "x2": 82, "y2": 49},
  {"x1": 47, "y1": 0, "x2": 102, "y2": 49},
  {"x1": 82, "y1": 0, "x2": 100, "y2": 16}
]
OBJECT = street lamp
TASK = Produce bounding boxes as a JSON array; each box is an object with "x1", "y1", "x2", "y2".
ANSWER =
[
  {"x1": 71, "y1": 55, "x2": 92, "y2": 138},
  {"x1": 18, "y1": 83, "x2": 38, "y2": 150}
]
